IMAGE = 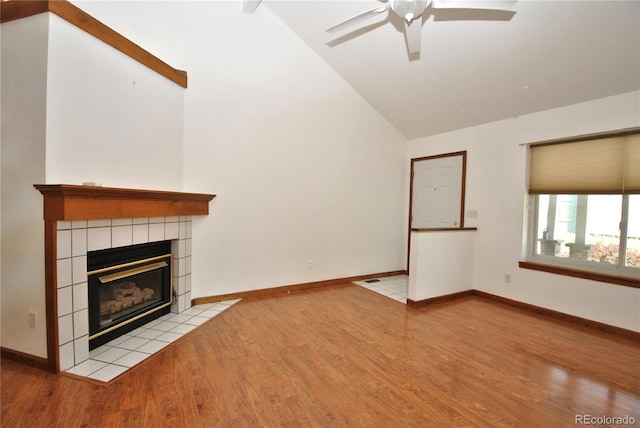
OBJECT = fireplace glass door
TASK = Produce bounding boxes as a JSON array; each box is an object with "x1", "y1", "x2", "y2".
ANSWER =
[{"x1": 87, "y1": 241, "x2": 172, "y2": 349}]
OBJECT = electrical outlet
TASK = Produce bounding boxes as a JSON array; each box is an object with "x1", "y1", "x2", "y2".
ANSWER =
[
  {"x1": 504, "y1": 273, "x2": 512, "y2": 284},
  {"x1": 308, "y1": 260, "x2": 313, "y2": 270},
  {"x1": 28, "y1": 311, "x2": 37, "y2": 328}
]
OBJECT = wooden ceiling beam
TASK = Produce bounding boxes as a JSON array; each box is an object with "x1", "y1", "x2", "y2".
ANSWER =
[{"x1": 1, "y1": 0, "x2": 187, "y2": 88}]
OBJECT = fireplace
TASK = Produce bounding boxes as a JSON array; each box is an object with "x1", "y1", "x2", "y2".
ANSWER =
[
  {"x1": 34, "y1": 184, "x2": 216, "y2": 373},
  {"x1": 87, "y1": 241, "x2": 172, "y2": 350}
]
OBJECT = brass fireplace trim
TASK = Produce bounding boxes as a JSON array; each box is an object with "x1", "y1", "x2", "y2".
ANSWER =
[
  {"x1": 98, "y1": 261, "x2": 169, "y2": 284},
  {"x1": 89, "y1": 254, "x2": 173, "y2": 341},
  {"x1": 88, "y1": 254, "x2": 172, "y2": 276}
]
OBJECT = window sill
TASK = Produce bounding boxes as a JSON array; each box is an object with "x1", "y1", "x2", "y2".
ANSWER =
[
  {"x1": 411, "y1": 227, "x2": 478, "y2": 232},
  {"x1": 519, "y1": 261, "x2": 640, "y2": 289}
]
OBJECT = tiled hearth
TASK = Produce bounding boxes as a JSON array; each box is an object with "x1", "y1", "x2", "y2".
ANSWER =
[
  {"x1": 67, "y1": 299, "x2": 240, "y2": 382},
  {"x1": 56, "y1": 216, "x2": 194, "y2": 371}
]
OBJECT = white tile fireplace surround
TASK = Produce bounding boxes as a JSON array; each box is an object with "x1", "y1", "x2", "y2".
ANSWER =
[
  {"x1": 56, "y1": 216, "x2": 194, "y2": 371},
  {"x1": 34, "y1": 184, "x2": 216, "y2": 373}
]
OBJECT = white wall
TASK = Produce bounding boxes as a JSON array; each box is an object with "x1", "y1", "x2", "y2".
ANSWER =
[
  {"x1": 409, "y1": 91, "x2": 640, "y2": 332},
  {"x1": 70, "y1": 2, "x2": 409, "y2": 298},
  {"x1": 408, "y1": 231, "x2": 476, "y2": 301},
  {"x1": 1, "y1": 14, "x2": 50, "y2": 357},
  {"x1": 179, "y1": 3, "x2": 408, "y2": 295},
  {"x1": 45, "y1": 14, "x2": 185, "y2": 190}
]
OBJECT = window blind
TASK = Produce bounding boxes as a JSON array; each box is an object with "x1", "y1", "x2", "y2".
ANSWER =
[{"x1": 529, "y1": 131, "x2": 640, "y2": 194}]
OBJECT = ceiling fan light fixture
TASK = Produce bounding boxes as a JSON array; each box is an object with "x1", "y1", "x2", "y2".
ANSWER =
[{"x1": 391, "y1": 0, "x2": 429, "y2": 23}]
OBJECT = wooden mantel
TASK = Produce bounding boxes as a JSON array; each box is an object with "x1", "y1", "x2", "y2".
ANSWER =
[{"x1": 34, "y1": 184, "x2": 216, "y2": 221}]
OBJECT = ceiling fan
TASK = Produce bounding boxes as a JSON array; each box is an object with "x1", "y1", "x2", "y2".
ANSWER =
[
  {"x1": 243, "y1": 0, "x2": 516, "y2": 58},
  {"x1": 327, "y1": 0, "x2": 516, "y2": 56}
]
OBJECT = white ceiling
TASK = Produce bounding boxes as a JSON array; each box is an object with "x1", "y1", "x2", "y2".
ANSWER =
[{"x1": 263, "y1": 0, "x2": 640, "y2": 139}]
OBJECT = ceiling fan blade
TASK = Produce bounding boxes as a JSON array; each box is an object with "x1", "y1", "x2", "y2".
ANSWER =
[
  {"x1": 243, "y1": 0, "x2": 262, "y2": 14},
  {"x1": 326, "y1": 6, "x2": 389, "y2": 34},
  {"x1": 404, "y1": 20, "x2": 422, "y2": 55},
  {"x1": 431, "y1": 0, "x2": 516, "y2": 11}
]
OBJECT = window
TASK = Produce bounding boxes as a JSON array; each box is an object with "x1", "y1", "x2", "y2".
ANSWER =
[{"x1": 525, "y1": 129, "x2": 640, "y2": 283}]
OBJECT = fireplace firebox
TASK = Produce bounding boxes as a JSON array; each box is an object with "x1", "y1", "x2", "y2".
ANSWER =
[{"x1": 87, "y1": 241, "x2": 172, "y2": 350}]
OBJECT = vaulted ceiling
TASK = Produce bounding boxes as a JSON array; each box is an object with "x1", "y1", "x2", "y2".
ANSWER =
[{"x1": 261, "y1": 1, "x2": 639, "y2": 139}]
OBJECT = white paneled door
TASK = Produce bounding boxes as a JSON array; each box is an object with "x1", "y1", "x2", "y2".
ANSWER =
[{"x1": 411, "y1": 155, "x2": 463, "y2": 229}]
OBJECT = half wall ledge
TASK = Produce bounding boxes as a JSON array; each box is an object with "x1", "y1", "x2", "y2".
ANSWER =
[{"x1": 34, "y1": 184, "x2": 216, "y2": 220}]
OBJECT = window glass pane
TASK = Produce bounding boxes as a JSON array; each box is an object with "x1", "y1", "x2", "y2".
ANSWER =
[
  {"x1": 626, "y1": 195, "x2": 640, "y2": 268},
  {"x1": 535, "y1": 194, "x2": 574, "y2": 258},
  {"x1": 535, "y1": 194, "x2": 622, "y2": 265},
  {"x1": 585, "y1": 195, "x2": 621, "y2": 265}
]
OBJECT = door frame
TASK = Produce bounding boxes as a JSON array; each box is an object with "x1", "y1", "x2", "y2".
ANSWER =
[{"x1": 407, "y1": 151, "x2": 467, "y2": 271}]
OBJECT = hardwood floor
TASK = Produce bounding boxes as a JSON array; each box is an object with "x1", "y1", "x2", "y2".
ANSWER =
[{"x1": 2, "y1": 283, "x2": 639, "y2": 427}]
